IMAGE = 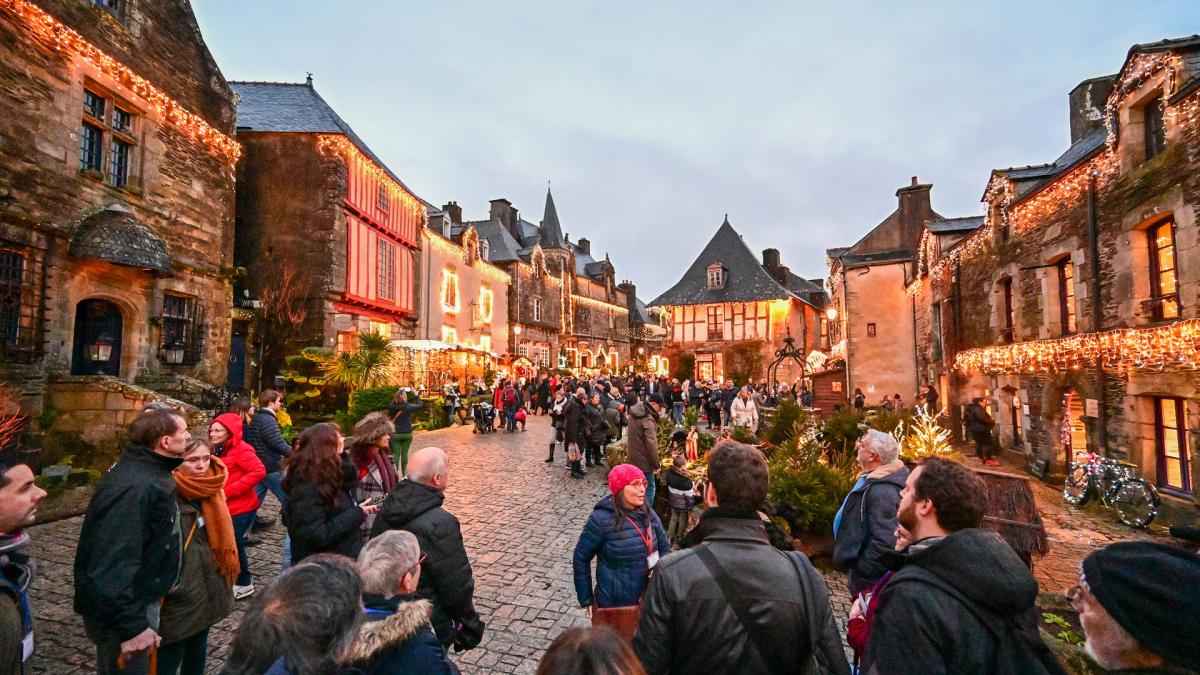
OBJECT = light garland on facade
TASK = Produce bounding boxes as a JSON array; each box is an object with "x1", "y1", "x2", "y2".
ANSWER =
[
  {"x1": 954, "y1": 319, "x2": 1200, "y2": 376},
  {"x1": 572, "y1": 293, "x2": 627, "y2": 313},
  {"x1": 1105, "y1": 52, "x2": 1176, "y2": 154},
  {"x1": 316, "y1": 135, "x2": 425, "y2": 224},
  {"x1": 2, "y1": 0, "x2": 240, "y2": 162},
  {"x1": 1009, "y1": 153, "x2": 1115, "y2": 234},
  {"x1": 420, "y1": 229, "x2": 511, "y2": 286},
  {"x1": 560, "y1": 266, "x2": 574, "y2": 335}
]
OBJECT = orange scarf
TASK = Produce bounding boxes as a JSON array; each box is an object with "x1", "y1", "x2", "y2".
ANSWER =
[{"x1": 173, "y1": 457, "x2": 239, "y2": 586}]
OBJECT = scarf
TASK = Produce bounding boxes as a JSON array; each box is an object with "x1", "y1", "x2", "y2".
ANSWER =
[
  {"x1": 350, "y1": 444, "x2": 399, "y2": 493},
  {"x1": 173, "y1": 457, "x2": 240, "y2": 586}
]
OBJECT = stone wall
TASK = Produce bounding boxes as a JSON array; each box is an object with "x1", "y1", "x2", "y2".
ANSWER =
[{"x1": 46, "y1": 376, "x2": 205, "y2": 448}]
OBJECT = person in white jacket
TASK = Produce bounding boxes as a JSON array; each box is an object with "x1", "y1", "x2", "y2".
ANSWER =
[{"x1": 730, "y1": 386, "x2": 759, "y2": 434}]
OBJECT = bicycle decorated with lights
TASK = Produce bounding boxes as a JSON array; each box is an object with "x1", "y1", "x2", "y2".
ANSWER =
[{"x1": 1062, "y1": 451, "x2": 1160, "y2": 528}]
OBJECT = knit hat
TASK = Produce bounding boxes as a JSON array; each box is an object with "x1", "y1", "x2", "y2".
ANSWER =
[
  {"x1": 648, "y1": 393, "x2": 665, "y2": 406},
  {"x1": 1081, "y1": 541, "x2": 1200, "y2": 671},
  {"x1": 608, "y1": 464, "x2": 645, "y2": 496}
]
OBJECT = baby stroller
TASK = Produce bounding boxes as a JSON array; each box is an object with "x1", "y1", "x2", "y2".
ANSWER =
[{"x1": 472, "y1": 402, "x2": 496, "y2": 434}]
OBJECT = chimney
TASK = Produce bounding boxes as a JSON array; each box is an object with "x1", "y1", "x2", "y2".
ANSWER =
[
  {"x1": 895, "y1": 177, "x2": 934, "y2": 254},
  {"x1": 442, "y1": 201, "x2": 462, "y2": 225},
  {"x1": 578, "y1": 238, "x2": 591, "y2": 255},
  {"x1": 489, "y1": 198, "x2": 517, "y2": 239},
  {"x1": 1069, "y1": 75, "x2": 1117, "y2": 144},
  {"x1": 762, "y1": 248, "x2": 780, "y2": 270},
  {"x1": 617, "y1": 280, "x2": 638, "y2": 322}
]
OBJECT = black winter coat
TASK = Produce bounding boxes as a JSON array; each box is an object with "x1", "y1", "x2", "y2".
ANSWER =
[
  {"x1": 584, "y1": 403, "x2": 607, "y2": 445},
  {"x1": 245, "y1": 408, "x2": 292, "y2": 473},
  {"x1": 562, "y1": 397, "x2": 588, "y2": 448},
  {"x1": 283, "y1": 460, "x2": 366, "y2": 564},
  {"x1": 344, "y1": 594, "x2": 460, "y2": 675},
  {"x1": 74, "y1": 446, "x2": 183, "y2": 643},
  {"x1": 832, "y1": 463, "x2": 908, "y2": 595},
  {"x1": 633, "y1": 509, "x2": 850, "y2": 675},
  {"x1": 863, "y1": 529, "x2": 1066, "y2": 675},
  {"x1": 387, "y1": 401, "x2": 423, "y2": 435},
  {"x1": 159, "y1": 499, "x2": 234, "y2": 645},
  {"x1": 966, "y1": 402, "x2": 996, "y2": 436},
  {"x1": 370, "y1": 480, "x2": 483, "y2": 649}
]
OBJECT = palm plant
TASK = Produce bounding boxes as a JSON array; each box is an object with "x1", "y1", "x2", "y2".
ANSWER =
[{"x1": 315, "y1": 331, "x2": 399, "y2": 391}]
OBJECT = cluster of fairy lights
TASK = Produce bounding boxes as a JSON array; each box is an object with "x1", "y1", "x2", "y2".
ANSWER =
[
  {"x1": 3, "y1": 0, "x2": 240, "y2": 162},
  {"x1": 905, "y1": 52, "x2": 1198, "y2": 299},
  {"x1": 422, "y1": 230, "x2": 510, "y2": 286},
  {"x1": 954, "y1": 319, "x2": 1200, "y2": 376},
  {"x1": 317, "y1": 135, "x2": 425, "y2": 225},
  {"x1": 560, "y1": 266, "x2": 574, "y2": 335}
]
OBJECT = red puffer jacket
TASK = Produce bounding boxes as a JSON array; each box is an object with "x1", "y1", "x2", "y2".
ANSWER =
[{"x1": 212, "y1": 412, "x2": 265, "y2": 516}]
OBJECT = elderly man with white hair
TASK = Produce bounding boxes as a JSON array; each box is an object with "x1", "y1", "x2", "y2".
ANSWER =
[
  {"x1": 370, "y1": 447, "x2": 484, "y2": 655},
  {"x1": 831, "y1": 429, "x2": 910, "y2": 597}
]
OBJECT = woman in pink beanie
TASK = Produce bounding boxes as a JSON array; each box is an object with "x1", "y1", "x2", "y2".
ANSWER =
[{"x1": 572, "y1": 463, "x2": 671, "y2": 639}]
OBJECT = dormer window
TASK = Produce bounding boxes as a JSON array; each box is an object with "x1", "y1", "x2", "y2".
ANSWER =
[
  {"x1": 481, "y1": 239, "x2": 489, "y2": 261},
  {"x1": 441, "y1": 218, "x2": 451, "y2": 239},
  {"x1": 706, "y1": 263, "x2": 725, "y2": 289},
  {"x1": 1143, "y1": 94, "x2": 1166, "y2": 162}
]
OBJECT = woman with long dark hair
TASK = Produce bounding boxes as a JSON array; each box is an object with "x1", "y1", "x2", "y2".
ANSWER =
[
  {"x1": 282, "y1": 423, "x2": 380, "y2": 564},
  {"x1": 572, "y1": 464, "x2": 670, "y2": 640}
]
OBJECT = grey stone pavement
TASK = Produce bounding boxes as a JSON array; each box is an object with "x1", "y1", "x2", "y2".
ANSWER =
[{"x1": 23, "y1": 413, "x2": 1171, "y2": 674}]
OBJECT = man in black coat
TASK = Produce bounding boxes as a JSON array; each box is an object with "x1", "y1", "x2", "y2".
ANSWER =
[
  {"x1": 245, "y1": 389, "x2": 291, "y2": 526},
  {"x1": 965, "y1": 397, "x2": 997, "y2": 465},
  {"x1": 561, "y1": 388, "x2": 589, "y2": 478},
  {"x1": 863, "y1": 457, "x2": 1064, "y2": 675},
  {"x1": 634, "y1": 442, "x2": 849, "y2": 675},
  {"x1": 74, "y1": 408, "x2": 191, "y2": 675},
  {"x1": 371, "y1": 446, "x2": 484, "y2": 653}
]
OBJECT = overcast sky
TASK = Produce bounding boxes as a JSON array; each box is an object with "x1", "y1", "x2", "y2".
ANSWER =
[{"x1": 193, "y1": 1, "x2": 1198, "y2": 300}]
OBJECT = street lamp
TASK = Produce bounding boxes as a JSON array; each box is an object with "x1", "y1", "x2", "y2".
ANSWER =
[
  {"x1": 88, "y1": 335, "x2": 113, "y2": 363},
  {"x1": 162, "y1": 340, "x2": 186, "y2": 365},
  {"x1": 825, "y1": 307, "x2": 838, "y2": 321},
  {"x1": 513, "y1": 324, "x2": 522, "y2": 335},
  {"x1": 638, "y1": 346, "x2": 645, "y2": 355}
]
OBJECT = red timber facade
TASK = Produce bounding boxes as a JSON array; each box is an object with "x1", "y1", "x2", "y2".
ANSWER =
[{"x1": 232, "y1": 81, "x2": 423, "y2": 382}]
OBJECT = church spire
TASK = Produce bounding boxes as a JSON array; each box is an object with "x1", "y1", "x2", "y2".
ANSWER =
[{"x1": 539, "y1": 187, "x2": 567, "y2": 250}]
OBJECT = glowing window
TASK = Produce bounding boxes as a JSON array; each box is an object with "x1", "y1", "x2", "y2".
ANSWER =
[
  {"x1": 441, "y1": 326, "x2": 458, "y2": 344},
  {"x1": 478, "y1": 286, "x2": 494, "y2": 323},
  {"x1": 441, "y1": 268, "x2": 460, "y2": 313}
]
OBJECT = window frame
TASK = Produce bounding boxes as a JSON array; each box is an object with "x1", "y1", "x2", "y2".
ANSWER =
[
  {"x1": 159, "y1": 293, "x2": 203, "y2": 365},
  {"x1": 1057, "y1": 259, "x2": 1077, "y2": 335},
  {"x1": 1147, "y1": 218, "x2": 1179, "y2": 320},
  {"x1": 477, "y1": 286, "x2": 493, "y2": 324},
  {"x1": 0, "y1": 248, "x2": 25, "y2": 343},
  {"x1": 706, "y1": 263, "x2": 724, "y2": 290},
  {"x1": 376, "y1": 184, "x2": 390, "y2": 212},
  {"x1": 440, "y1": 266, "x2": 458, "y2": 313},
  {"x1": 80, "y1": 86, "x2": 139, "y2": 189},
  {"x1": 1143, "y1": 94, "x2": 1167, "y2": 162},
  {"x1": 532, "y1": 296, "x2": 543, "y2": 323},
  {"x1": 376, "y1": 239, "x2": 397, "y2": 302},
  {"x1": 1152, "y1": 396, "x2": 1192, "y2": 496},
  {"x1": 706, "y1": 305, "x2": 723, "y2": 340},
  {"x1": 1000, "y1": 278, "x2": 1015, "y2": 342}
]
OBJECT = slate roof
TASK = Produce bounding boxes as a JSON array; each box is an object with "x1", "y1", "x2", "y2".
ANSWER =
[
  {"x1": 834, "y1": 248, "x2": 914, "y2": 268},
  {"x1": 467, "y1": 219, "x2": 523, "y2": 263},
  {"x1": 539, "y1": 189, "x2": 567, "y2": 250},
  {"x1": 927, "y1": 215, "x2": 985, "y2": 234},
  {"x1": 785, "y1": 273, "x2": 827, "y2": 306},
  {"x1": 231, "y1": 81, "x2": 427, "y2": 205},
  {"x1": 69, "y1": 205, "x2": 171, "y2": 274},
  {"x1": 649, "y1": 217, "x2": 799, "y2": 307}
]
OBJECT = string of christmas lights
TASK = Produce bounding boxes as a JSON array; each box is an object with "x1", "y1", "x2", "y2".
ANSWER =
[
  {"x1": 1105, "y1": 52, "x2": 1176, "y2": 155},
  {"x1": 420, "y1": 230, "x2": 511, "y2": 285},
  {"x1": 954, "y1": 319, "x2": 1200, "y2": 376},
  {"x1": 2, "y1": 0, "x2": 240, "y2": 162},
  {"x1": 316, "y1": 135, "x2": 426, "y2": 226}
]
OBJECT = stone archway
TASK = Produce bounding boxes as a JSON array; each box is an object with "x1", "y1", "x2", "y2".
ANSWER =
[{"x1": 71, "y1": 298, "x2": 123, "y2": 377}]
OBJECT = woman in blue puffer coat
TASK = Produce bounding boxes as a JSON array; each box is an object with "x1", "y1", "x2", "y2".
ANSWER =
[{"x1": 573, "y1": 464, "x2": 671, "y2": 611}]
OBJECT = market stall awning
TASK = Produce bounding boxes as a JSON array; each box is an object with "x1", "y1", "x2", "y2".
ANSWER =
[{"x1": 391, "y1": 339, "x2": 497, "y2": 358}]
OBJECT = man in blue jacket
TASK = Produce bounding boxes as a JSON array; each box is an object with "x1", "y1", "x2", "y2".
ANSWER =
[
  {"x1": 833, "y1": 429, "x2": 909, "y2": 597},
  {"x1": 245, "y1": 389, "x2": 292, "y2": 522}
]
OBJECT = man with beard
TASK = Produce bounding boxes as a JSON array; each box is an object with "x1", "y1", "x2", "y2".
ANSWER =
[{"x1": 863, "y1": 457, "x2": 1064, "y2": 675}]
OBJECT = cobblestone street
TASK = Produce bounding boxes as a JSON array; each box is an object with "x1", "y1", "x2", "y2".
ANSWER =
[{"x1": 23, "y1": 415, "x2": 1173, "y2": 674}]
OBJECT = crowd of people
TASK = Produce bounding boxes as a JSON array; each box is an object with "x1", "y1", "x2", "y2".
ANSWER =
[{"x1": 0, "y1": 374, "x2": 1197, "y2": 674}]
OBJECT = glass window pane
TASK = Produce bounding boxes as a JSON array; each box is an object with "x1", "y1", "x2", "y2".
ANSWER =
[
  {"x1": 1162, "y1": 298, "x2": 1180, "y2": 318},
  {"x1": 1165, "y1": 458, "x2": 1182, "y2": 488},
  {"x1": 1155, "y1": 227, "x2": 1174, "y2": 250},
  {"x1": 1158, "y1": 268, "x2": 1177, "y2": 295},
  {"x1": 83, "y1": 89, "x2": 105, "y2": 119},
  {"x1": 79, "y1": 125, "x2": 103, "y2": 171},
  {"x1": 1160, "y1": 399, "x2": 1177, "y2": 429},
  {"x1": 1157, "y1": 248, "x2": 1175, "y2": 275},
  {"x1": 108, "y1": 139, "x2": 130, "y2": 187}
]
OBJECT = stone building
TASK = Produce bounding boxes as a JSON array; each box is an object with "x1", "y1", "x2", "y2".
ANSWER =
[
  {"x1": 0, "y1": 0, "x2": 240, "y2": 419},
  {"x1": 650, "y1": 217, "x2": 826, "y2": 385},
  {"x1": 452, "y1": 190, "x2": 634, "y2": 374},
  {"x1": 232, "y1": 80, "x2": 424, "y2": 383},
  {"x1": 826, "y1": 178, "x2": 941, "y2": 405},
  {"x1": 907, "y1": 36, "x2": 1200, "y2": 510},
  {"x1": 418, "y1": 208, "x2": 511, "y2": 356}
]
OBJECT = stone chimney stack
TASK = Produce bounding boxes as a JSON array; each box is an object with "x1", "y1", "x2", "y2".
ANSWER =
[
  {"x1": 617, "y1": 279, "x2": 638, "y2": 322},
  {"x1": 489, "y1": 198, "x2": 518, "y2": 239},
  {"x1": 1069, "y1": 75, "x2": 1116, "y2": 144},
  {"x1": 442, "y1": 201, "x2": 462, "y2": 225},
  {"x1": 895, "y1": 177, "x2": 934, "y2": 254},
  {"x1": 762, "y1": 248, "x2": 780, "y2": 270},
  {"x1": 578, "y1": 238, "x2": 591, "y2": 255}
]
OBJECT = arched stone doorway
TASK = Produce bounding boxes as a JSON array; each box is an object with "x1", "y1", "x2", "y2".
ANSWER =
[
  {"x1": 1062, "y1": 388, "x2": 1089, "y2": 468},
  {"x1": 71, "y1": 298, "x2": 123, "y2": 377}
]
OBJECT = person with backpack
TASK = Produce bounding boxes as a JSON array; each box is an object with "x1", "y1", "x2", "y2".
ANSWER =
[
  {"x1": 862, "y1": 457, "x2": 1065, "y2": 675},
  {"x1": 832, "y1": 430, "x2": 908, "y2": 597},
  {"x1": 502, "y1": 383, "x2": 520, "y2": 433}
]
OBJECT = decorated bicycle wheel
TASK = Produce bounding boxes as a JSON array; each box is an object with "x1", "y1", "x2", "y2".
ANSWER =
[
  {"x1": 1062, "y1": 464, "x2": 1092, "y2": 506},
  {"x1": 1113, "y1": 479, "x2": 1160, "y2": 528}
]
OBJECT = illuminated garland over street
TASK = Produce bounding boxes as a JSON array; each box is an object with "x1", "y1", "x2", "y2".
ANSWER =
[
  {"x1": 954, "y1": 319, "x2": 1200, "y2": 375},
  {"x1": 2, "y1": 0, "x2": 240, "y2": 162}
]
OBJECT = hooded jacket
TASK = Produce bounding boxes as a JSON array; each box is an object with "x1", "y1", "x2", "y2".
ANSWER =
[
  {"x1": 344, "y1": 595, "x2": 459, "y2": 675},
  {"x1": 634, "y1": 509, "x2": 850, "y2": 675},
  {"x1": 863, "y1": 528, "x2": 1066, "y2": 675},
  {"x1": 74, "y1": 446, "x2": 183, "y2": 643},
  {"x1": 370, "y1": 480, "x2": 483, "y2": 649},
  {"x1": 832, "y1": 460, "x2": 908, "y2": 595},
  {"x1": 212, "y1": 412, "x2": 266, "y2": 516},
  {"x1": 158, "y1": 498, "x2": 234, "y2": 645},
  {"x1": 625, "y1": 401, "x2": 659, "y2": 472},
  {"x1": 573, "y1": 494, "x2": 671, "y2": 609}
]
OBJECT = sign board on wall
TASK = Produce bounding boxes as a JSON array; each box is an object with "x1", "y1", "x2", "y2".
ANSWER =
[
  {"x1": 1085, "y1": 399, "x2": 1100, "y2": 417},
  {"x1": 832, "y1": 381, "x2": 843, "y2": 392}
]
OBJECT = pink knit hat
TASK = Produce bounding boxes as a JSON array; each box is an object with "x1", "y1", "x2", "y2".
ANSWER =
[{"x1": 608, "y1": 463, "x2": 646, "y2": 495}]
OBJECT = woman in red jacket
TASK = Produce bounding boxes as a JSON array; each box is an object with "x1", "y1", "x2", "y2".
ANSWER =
[{"x1": 208, "y1": 412, "x2": 266, "y2": 600}]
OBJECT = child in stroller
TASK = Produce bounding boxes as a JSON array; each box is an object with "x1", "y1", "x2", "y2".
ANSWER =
[{"x1": 472, "y1": 401, "x2": 496, "y2": 434}]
